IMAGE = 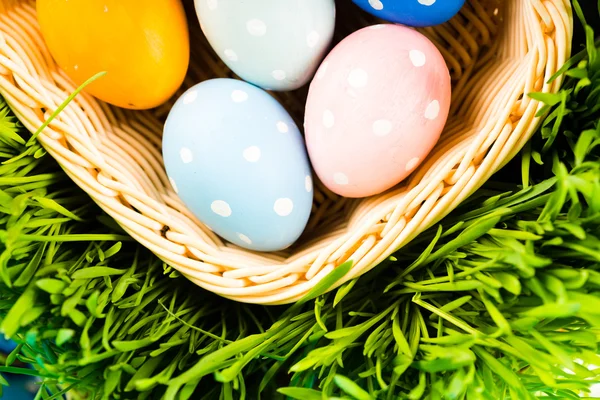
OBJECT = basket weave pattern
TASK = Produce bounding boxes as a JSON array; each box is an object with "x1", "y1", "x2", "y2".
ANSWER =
[{"x1": 0, "y1": 0, "x2": 572, "y2": 304}]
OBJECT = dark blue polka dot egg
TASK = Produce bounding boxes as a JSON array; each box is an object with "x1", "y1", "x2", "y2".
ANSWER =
[
  {"x1": 353, "y1": 0, "x2": 466, "y2": 27},
  {"x1": 162, "y1": 78, "x2": 313, "y2": 252}
]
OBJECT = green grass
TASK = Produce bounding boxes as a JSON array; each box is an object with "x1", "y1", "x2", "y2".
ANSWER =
[{"x1": 0, "y1": 2, "x2": 599, "y2": 399}]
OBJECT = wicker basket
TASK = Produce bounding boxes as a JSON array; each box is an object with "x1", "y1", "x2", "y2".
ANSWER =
[{"x1": 0, "y1": 0, "x2": 572, "y2": 304}]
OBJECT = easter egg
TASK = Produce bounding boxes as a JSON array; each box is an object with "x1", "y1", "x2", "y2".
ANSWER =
[
  {"x1": 194, "y1": 0, "x2": 336, "y2": 91},
  {"x1": 36, "y1": 0, "x2": 190, "y2": 110},
  {"x1": 304, "y1": 25, "x2": 451, "y2": 198},
  {"x1": 352, "y1": 0, "x2": 465, "y2": 27},
  {"x1": 163, "y1": 79, "x2": 314, "y2": 252}
]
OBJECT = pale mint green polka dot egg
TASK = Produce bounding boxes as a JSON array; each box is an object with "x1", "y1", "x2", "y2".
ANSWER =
[{"x1": 194, "y1": 0, "x2": 336, "y2": 91}]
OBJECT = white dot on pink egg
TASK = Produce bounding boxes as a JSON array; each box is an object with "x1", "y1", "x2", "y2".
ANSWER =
[
  {"x1": 348, "y1": 69, "x2": 369, "y2": 88},
  {"x1": 406, "y1": 157, "x2": 421, "y2": 171},
  {"x1": 316, "y1": 62, "x2": 329, "y2": 79},
  {"x1": 425, "y1": 100, "x2": 440, "y2": 120},
  {"x1": 323, "y1": 110, "x2": 335, "y2": 128},
  {"x1": 373, "y1": 119, "x2": 393, "y2": 136},
  {"x1": 409, "y1": 50, "x2": 427, "y2": 67},
  {"x1": 334, "y1": 172, "x2": 349, "y2": 185}
]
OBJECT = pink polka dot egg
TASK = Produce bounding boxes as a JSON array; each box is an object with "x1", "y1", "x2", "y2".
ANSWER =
[{"x1": 304, "y1": 24, "x2": 451, "y2": 198}]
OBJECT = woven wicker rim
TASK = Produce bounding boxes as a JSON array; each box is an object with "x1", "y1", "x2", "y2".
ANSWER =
[{"x1": 0, "y1": 0, "x2": 573, "y2": 304}]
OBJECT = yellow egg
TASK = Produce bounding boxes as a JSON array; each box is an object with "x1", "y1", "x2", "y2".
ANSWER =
[{"x1": 37, "y1": 0, "x2": 190, "y2": 110}]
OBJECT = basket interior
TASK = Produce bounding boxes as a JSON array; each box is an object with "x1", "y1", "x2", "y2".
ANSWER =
[
  {"x1": 148, "y1": 0, "x2": 504, "y2": 253},
  {"x1": 6, "y1": 0, "x2": 561, "y2": 303}
]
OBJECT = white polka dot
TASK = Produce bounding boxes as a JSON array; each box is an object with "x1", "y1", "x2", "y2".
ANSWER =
[
  {"x1": 180, "y1": 148, "x2": 193, "y2": 164},
  {"x1": 231, "y1": 90, "x2": 248, "y2": 103},
  {"x1": 323, "y1": 110, "x2": 335, "y2": 128},
  {"x1": 274, "y1": 198, "x2": 294, "y2": 216},
  {"x1": 211, "y1": 200, "x2": 232, "y2": 217},
  {"x1": 305, "y1": 175, "x2": 313, "y2": 192},
  {"x1": 183, "y1": 90, "x2": 197, "y2": 104},
  {"x1": 243, "y1": 146, "x2": 261, "y2": 162},
  {"x1": 368, "y1": 0, "x2": 384, "y2": 10},
  {"x1": 373, "y1": 119, "x2": 393, "y2": 136},
  {"x1": 238, "y1": 233, "x2": 252, "y2": 245},
  {"x1": 276, "y1": 121, "x2": 289, "y2": 133},
  {"x1": 169, "y1": 177, "x2": 178, "y2": 194},
  {"x1": 334, "y1": 173, "x2": 349, "y2": 185},
  {"x1": 409, "y1": 50, "x2": 427, "y2": 67},
  {"x1": 425, "y1": 100, "x2": 440, "y2": 120},
  {"x1": 224, "y1": 49, "x2": 238, "y2": 62},
  {"x1": 272, "y1": 70, "x2": 286, "y2": 81},
  {"x1": 207, "y1": 0, "x2": 218, "y2": 10},
  {"x1": 406, "y1": 157, "x2": 421, "y2": 171},
  {"x1": 307, "y1": 31, "x2": 320, "y2": 48},
  {"x1": 246, "y1": 19, "x2": 267, "y2": 36},
  {"x1": 348, "y1": 69, "x2": 369, "y2": 88},
  {"x1": 316, "y1": 62, "x2": 329, "y2": 80},
  {"x1": 418, "y1": 0, "x2": 436, "y2": 5}
]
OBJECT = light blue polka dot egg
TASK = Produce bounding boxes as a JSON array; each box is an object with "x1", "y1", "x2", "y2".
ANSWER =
[
  {"x1": 194, "y1": 0, "x2": 336, "y2": 91},
  {"x1": 163, "y1": 78, "x2": 314, "y2": 252}
]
